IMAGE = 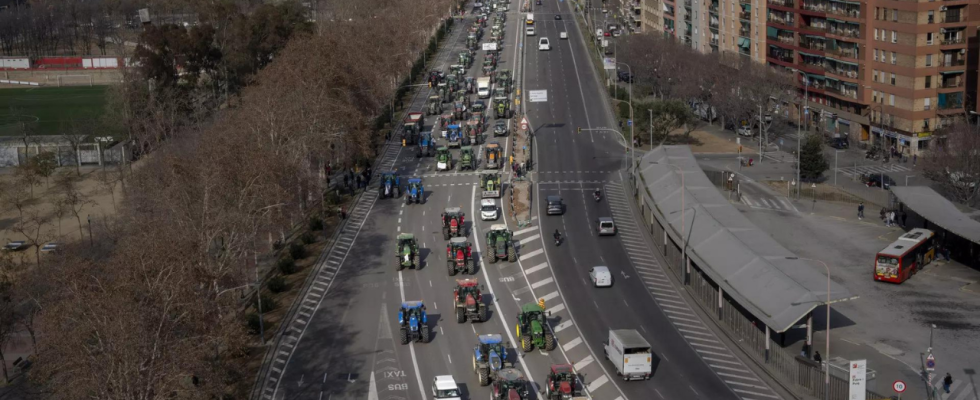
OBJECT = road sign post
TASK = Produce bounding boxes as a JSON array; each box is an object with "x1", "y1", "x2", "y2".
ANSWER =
[
  {"x1": 926, "y1": 353, "x2": 936, "y2": 372},
  {"x1": 893, "y1": 380, "x2": 906, "y2": 400},
  {"x1": 520, "y1": 116, "x2": 529, "y2": 131}
]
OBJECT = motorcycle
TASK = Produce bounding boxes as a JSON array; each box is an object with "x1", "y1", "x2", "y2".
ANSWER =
[
  {"x1": 553, "y1": 233, "x2": 562, "y2": 246},
  {"x1": 594, "y1": 191, "x2": 602, "y2": 202}
]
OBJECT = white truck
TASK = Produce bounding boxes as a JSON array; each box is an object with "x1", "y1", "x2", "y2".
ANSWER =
[
  {"x1": 477, "y1": 77, "x2": 492, "y2": 99},
  {"x1": 431, "y1": 375, "x2": 461, "y2": 399},
  {"x1": 603, "y1": 329, "x2": 653, "y2": 381}
]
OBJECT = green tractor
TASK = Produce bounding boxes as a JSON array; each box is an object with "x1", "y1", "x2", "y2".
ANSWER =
[
  {"x1": 481, "y1": 172, "x2": 502, "y2": 197},
  {"x1": 466, "y1": 35, "x2": 478, "y2": 50},
  {"x1": 395, "y1": 233, "x2": 421, "y2": 270},
  {"x1": 438, "y1": 82, "x2": 452, "y2": 102},
  {"x1": 459, "y1": 51, "x2": 472, "y2": 68},
  {"x1": 446, "y1": 237, "x2": 475, "y2": 276},
  {"x1": 435, "y1": 146, "x2": 453, "y2": 171},
  {"x1": 458, "y1": 146, "x2": 476, "y2": 171},
  {"x1": 426, "y1": 95, "x2": 442, "y2": 116},
  {"x1": 515, "y1": 302, "x2": 556, "y2": 353},
  {"x1": 497, "y1": 69, "x2": 512, "y2": 93},
  {"x1": 484, "y1": 224, "x2": 517, "y2": 264},
  {"x1": 493, "y1": 97, "x2": 512, "y2": 119}
]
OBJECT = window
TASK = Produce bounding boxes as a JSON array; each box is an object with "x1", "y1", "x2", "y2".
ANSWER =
[
  {"x1": 873, "y1": 90, "x2": 879, "y2": 102},
  {"x1": 891, "y1": 52, "x2": 897, "y2": 64},
  {"x1": 928, "y1": 10, "x2": 934, "y2": 24},
  {"x1": 873, "y1": 69, "x2": 879, "y2": 81},
  {"x1": 880, "y1": 70, "x2": 886, "y2": 82},
  {"x1": 891, "y1": 31, "x2": 897, "y2": 43},
  {"x1": 889, "y1": 94, "x2": 895, "y2": 106},
  {"x1": 925, "y1": 75, "x2": 932, "y2": 88},
  {"x1": 874, "y1": 51, "x2": 879, "y2": 61},
  {"x1": 874, "y1": 29, "x2": 879, "y2": 41},
  {"x1": 891, "y1": 9, "x2": 897, "y2": 22},
  {"x1": 924, "y1": 98, "x2": 931, "y2": 110},
  {"x1": 925, "y1": 54, "x2": 932, "y2": 67},
  {"x1": 891, "y1": 73, "x2": 896, "y2": 85},
  {"x1": 927, "y1": 32, "x2": 933, "y2": 45}
]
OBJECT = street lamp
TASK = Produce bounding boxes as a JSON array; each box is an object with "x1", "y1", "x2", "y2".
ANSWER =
[
  {"x1": 617, "y1": 61, "x2": 634, "y2": 172},
  {"x1": 791, "y1": 256, "x2": 833, "y2": 400},
  {"x1": 791, "y1": 69, "x2": 810, "y2": 198},
  {"x1": 834, "y1": 150, "x2": 844, "y2": 186}
]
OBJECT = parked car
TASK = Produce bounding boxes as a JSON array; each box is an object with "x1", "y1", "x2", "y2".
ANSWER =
[
  {"x1": 865, "y1": 174, "x2": 896, "y2": 189},
  {"x1": 617, "y1": 70, "x2": 634, "y2": 83}
]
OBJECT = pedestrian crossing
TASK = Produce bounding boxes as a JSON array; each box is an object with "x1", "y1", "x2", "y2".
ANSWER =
[
  {"x1": 937, "y1": 378, "x2": 975, "y2": 400},
  {"x1": 739, "y1": 193, "x2": 797, "y2": 212},
  {"x1": 603, "y1": 181, "x2": 783, "y2": 400},
  {"x1": 838, "y1": 163, "x2": 912, "y2": 178}
]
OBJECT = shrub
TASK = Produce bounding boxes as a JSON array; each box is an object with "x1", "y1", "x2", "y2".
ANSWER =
[
  {"x1": 272, "y1": 240, "x2": 284, "y2": 251},
  {"x1": 308, "y1": 217, "x2": 324, "y2": 231},
  {"x1": 301, "y1": 232, "x2": 316, "y2": 244},
  {"x1": 267, "y1": 276, "x2": 288, "y2": 293},
  {"x1": 277, "y1": 257, "x2": 297, "y2": 275},
  {"x1": 245, "y1": 313, "x2": 262, "y2": 334},
  {"x1": 289, "y1": 242, "x2": 306, "y2": 259},
  {"x1": 259, "y1": 294, "x2": 278, "y2": 313}
]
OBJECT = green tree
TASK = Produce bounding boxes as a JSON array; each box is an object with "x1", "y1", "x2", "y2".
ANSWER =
[
  {"x1": 648, "y1": 100, "x2": 695, "y2": 145},
  {"x1": 800, "y1": 134, "x2": 829, "y2": 181}
]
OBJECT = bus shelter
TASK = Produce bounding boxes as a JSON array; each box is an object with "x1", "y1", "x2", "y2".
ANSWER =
[{"x1": 890, "y1": 186, "x2": 980, "y2": 268}]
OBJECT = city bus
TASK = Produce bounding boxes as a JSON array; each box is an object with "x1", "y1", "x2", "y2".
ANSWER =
[{"x1": 874, "y1": 228, "x2": 936, "y2": 283}]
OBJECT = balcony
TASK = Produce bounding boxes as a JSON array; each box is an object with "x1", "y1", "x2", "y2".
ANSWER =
[
  {"x1": 942, "y1": 14, "x2": 962, "y2": 23},
  {"x1": 828, "y1": 25, "x2": 859, "y2": 38},
  {"x1": 826, "y1": 66, "x2": 859, "y2": 80},
  {"x1": 800, "y1": 39, "x2": 827, "y2": 51},
  {"x1": 740, "y1": 27, "x2": 751, "y2": 37},
  {"x1": 802, "y1": 1, "x2": 828, "y2": 12},
  {"x1": 829, "y1": 46, "x2": 859, "y2": 59},
  {"x1": 768, "y1": 0, "x2": 794, "y2": 6},
  {"x1": 827, "y1": 7, "x2": 860, "y2": 19},
  {"x1": 803, "y1": 21, "x2": 828, "y2": 32},
  {"x1": 768, "y1": 15, "x2": 796, "y2": 26},
  {"x1": 775, "y1": 34, "x2": 795, "y2": 44},
  {"x1": 941, "y1": 36, "x2": 965, "y2": 45},
  {"x1": 684, "y1": 0, "x2": 692, "y2": 8},
  {"x1": 940, "y1": 78, "x2": 964, "y2": 88},
  {"x1": 825, "y1": 85, "x2": 858, "y2": 99},
  {"x1": 941, "y1": 58, "x2": 966, "y2": 67},
  {"x1": 740, "y1": 11, "x2": 752, "y2": 20},
  {"x1": 769, "y1": 51, "x2": 794, "y2": 63},
  {"x1": 709, "y1": 4, "x2": 719, "y2": 14}
]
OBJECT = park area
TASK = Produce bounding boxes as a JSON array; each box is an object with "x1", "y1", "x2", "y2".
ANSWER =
[{"x1": 0, "y1": 86, "x2": 108, "y2": 136}]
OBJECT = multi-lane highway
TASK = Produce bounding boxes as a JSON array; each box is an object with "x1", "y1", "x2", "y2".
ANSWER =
[{"x1": 254, "y1": 0, "x2": 785, "y2": 399}]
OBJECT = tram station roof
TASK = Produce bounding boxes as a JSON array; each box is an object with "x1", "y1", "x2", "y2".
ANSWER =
[{"x1": 890, "y1": 186, "x2": 980, "y2": 244}]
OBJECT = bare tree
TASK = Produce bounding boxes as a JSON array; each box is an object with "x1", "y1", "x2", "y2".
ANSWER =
[
  {"x1": 54, "y1": 172, "x2": 92, "y2": 242},
  {"x1": 1, "y1": 184, "x2": 31, "y2": 220},
  {"x1": 10, "y1": 208, "x2": 53, "y2": 267},
  {"x1": 921, "y1": 123, "x2": 980, "y2": 205},
  {"x1": 14, "y1": 160, "x2": 42, "y2": 199},
  {"x1": 95, "y1": 169, "x2": 119, "y2": 212}
]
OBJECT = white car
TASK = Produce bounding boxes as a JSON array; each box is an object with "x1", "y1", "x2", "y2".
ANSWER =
[
  {"x1": 538, "y1": 37, "x2": 550, "y2": 51},
  {"x1": 432, "y1": 375, "x2": 461, "y2": 400},
  {"x1": 526, "y1": 26, "x2": 536, "y2": 36},
  {"x1": 737, "y1": 125, "x2": 753, "y2": 137},
  {"x1": 560, "y1": 31, "x2": 568, "y2": 39},
  {"x1": 589, "y1": 266, "x2": 613, "y2": 287},
  {"x1": 481, "y1": 199, "x2": 499, "y2": 220}
]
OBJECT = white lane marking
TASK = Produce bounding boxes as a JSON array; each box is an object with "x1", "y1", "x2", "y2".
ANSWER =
[
  {"x1": 704, "y1": 356, "x2": 743, "y2": 365},
  {"x1": 684, "y1": 335, "x2": 720, "y2": 343},
  {"x1": 587, "y1": 375, "x2": 610, "y2": 392},
  {"x1": 732, "y1": 388, "x2": 780, "y2": 398},
  {"x1": 698, "y1": 349, "x2": 736, "y2": 358},
  {"x1": 717, "y1": 371, "x2": 759, "y2": 381},
  {"x1": 562, "y1": 337, "x2": 583, "y2": 351},
  {"x1": 525, "y1": 262, "x2": 549, "y2": 274},
  {"x1": 520, "y1": 248, "x2": 544, "y2": 261},
  {"x1": 690, "y1": 342, "x2": 729, "y2": 351},
  {"x1": 540, "y1": 291, "x2": 560, "y2": 302},
  {"x1": 574, "y1": 355, "x2": 595, "y2": 370},
  {"x1": 554, "y1": 320, "x2": 574, "y2": 332},
  {"x1": 546, "y1": 303, "x2": 566, "y2": 314},
  {"x1": 519, "y1": 234, "x2": 542, "y2": 245},
  {"x1": 514, "y1": 226, "x2": 538, "y2": 236},
  {"x1": 673, "y1": 321, "x2": 707, "y2": 330},
  {"x1": 668, "y1": 314, "x2": 703, "y2": 323},
  {"x1": 678, "y1": 328, "x2": 712, "y2": 337},
  {"x1": 531, "y1": 277, "x2": 555, "y2": 289}
]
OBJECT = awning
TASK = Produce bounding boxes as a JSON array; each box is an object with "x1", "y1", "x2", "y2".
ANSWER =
[
  {"x1": 767, "y1": 27, "x2": 778, "y2": 37},
  {"x1": 798, "y1": 51, "x2": 822, "y2": 58},
  {"x1": 891, "y1": 187, "x2": 980, "y2": 244},
  {"x1": 940, "y1": 70, "x2": 965, "y2": 75},
  {"x1": 827, "y1": 57, "x2": 858, "y2": 66},
  {"x1": 738, "y1": 37, "x2": 750, "y2": 47}
]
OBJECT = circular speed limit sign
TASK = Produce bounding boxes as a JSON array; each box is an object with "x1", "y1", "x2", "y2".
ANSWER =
[{"x1": 893, "y1": 380, "x2": 907, "y2": 393}]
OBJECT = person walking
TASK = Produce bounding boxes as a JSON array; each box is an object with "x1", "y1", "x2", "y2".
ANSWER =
[
  {"x1": 813, "y1": 351, "x2": 822, "y2": 364},
  {"x1": 943, "y1": 373, "x2": 953, "y2": 393},
  {"x1": 913, "y1": 154, "x2": 917, "y2": 167},
  {"x1": 889, "y1": 210, "x2": 896, "y2": 227},
  {"x1": 858, "y1": 202, "x2": 864, "y2": 220},
  {"x1": 901, "y1": 211, "x2": 908, "y2": 228}
]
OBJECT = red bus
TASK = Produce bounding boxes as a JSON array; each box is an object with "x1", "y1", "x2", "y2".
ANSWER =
[{"x1": 874, "y1": 228, "x2": 936, "y2": 283}]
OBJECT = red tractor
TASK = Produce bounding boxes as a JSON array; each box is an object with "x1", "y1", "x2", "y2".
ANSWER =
[
  {"x1": 446, "y1": 237, "x2": 475, "y2": 276},
  {"x1": 441, "y1": 207, "x2": 467, "y2": 239},
  {"x1": 453, "y1": 278, "x2": 488, "y2": 322},
  {"x1": 543, "y1": 364, "x2": 585, "y2": 400}
]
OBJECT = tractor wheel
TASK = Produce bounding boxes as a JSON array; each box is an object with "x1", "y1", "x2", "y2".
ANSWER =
[
  {"x1": 478, "y1": 367, "x2": 490, "y2": 386},
  {"x1": 545, "y1": 331, "x2": 556, "y2": 351},
  {"x1": 421, "y1": 325, "x2": 430, "y2": 343},
  {"x1": 485, "y1": 251, "x2": 496, "y2": 264},
  {"x1": 456, "y1": 307, "x2": 466, "y2": 323},
  {"x1": 472, "y1": 354, "x2": 477, "y2": 373},
  {"x1": 507, "y1": 246, "x2": 517, "y2": 262},
  {"x1": 466, "y1": 259, "x2": 475, "y2": 274},
  {"x1": 397, "y1": 258, "x2": 405, "y2": 271},
  {"x1": 447, "y1": 261, "x2": 457, "y2": 276},
  {"x1": 520, "y1": 334, "x2": 533, "y2": 352},
  {"x1": 443, "y1": 227, "x2": 451, "y2": 240},
  {"x1": 414, "y1": 255, "x2": 421, "y2": 269},
  {"x1": 399, "y1": 327, "x2": 409, "y2": 345},
  {"x1": 477, "y1": 304, "x2": 488, "y2": 322}
]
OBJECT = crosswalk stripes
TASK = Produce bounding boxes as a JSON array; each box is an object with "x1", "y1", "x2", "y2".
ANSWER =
[
  {"x1": 602, "y1": 180, "x2": 783, "y2": 400},
  {"x1": 938, "y1": 379, "x2": 975, "y2": 400},
  {"x1": 739, "y1": 193, "x2": 796, "y2": 212},
  {"x1": 837, "y1": 163, "x2": 911, "y2": 177}
]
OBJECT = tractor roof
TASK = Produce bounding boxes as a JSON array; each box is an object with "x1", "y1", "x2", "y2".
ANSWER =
[
  {"x1": 437, "y1": 146, "x2": 449, "y2": 151},
  {"x1": 456, "y1": 278, "x2": 479, "y2": 288},
  {"x1": 461, "y1": 146, "x2": 473, "y2": 151},
  {"x1": 486, "y1": 141, "x2": 500, "y2": 148},
  {"x1": 445, "y1": 207, "x2": 462, "y2": 213},
  {"x1": 401, "y1": 301, "x2": 425, "y2": 309},
  {"x1": 478, "y1": 333, "x2": 504, "y2": 345},
  {"x1": 449, "y1": 237, "x2": 468, "y2": 244},
  {"x1": 521, "y1": 303, "x2": 545, "y2": 313},
  {"x1": 490, "y1": 224, "x2": 508, "y2": 231},
  {"x1": 382, "y1": 172, "x2": 396, "y2": 177},
  {"x1": 408, "y1": 178, "x2": 422, "y2": 184},
  {"x1": 397, "y1": 233, "x2": 415, "y2": 240},
  {"x1": 421, "y1": 131, "x2": 432, "y2": 136},
  {"x1": 497, "y1": 368, "x2": 524, "y2": 382},
  {"x1": 448, "y1": 124, "x2": 460, "y2": 129},
  {"x1": 474, "y1": 100, "x2": 485, "y2": 106},
  {"x1": 429, "y1": 95, "x2": 440, "y2": 99},
  {"x1": 550, "y1": 364, "x2": 574, "y2": 374}
]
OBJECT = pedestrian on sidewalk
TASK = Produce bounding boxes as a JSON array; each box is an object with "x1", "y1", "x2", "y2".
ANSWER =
[
  {"x1": 889, "y1": 211, "x2": 896, "y2": 227},
  {"x1": 813, "y1": 351, "x2": 822, "y2": 364},
  {"x1": 901, "y1": 211, "x2": 907, "y2": 228},
  {"x1": 879, "y1": 207, "x2": 886, "y2": 221},
  {"x1": 944, "y1": 373, "x2": 953, "y2": 393},
  {"x1": 857, "y1": 202, "x2": 864, "y2": 219},
  {"x1": 913, "y1": 154, "x2": 917, "y2": 166}
]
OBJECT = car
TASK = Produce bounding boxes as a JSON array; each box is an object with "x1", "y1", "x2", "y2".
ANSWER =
[
  {"x1": 603, "y1": 31, "x2": 611, "y2": 37},
  {"x1": 526, "y1": 26, "x2": 536, "y2": 36},
  {"x1": 555, "y1": 14, "x2": 561, "y2": 20},
  {"x1": 480, "y1": 199, "x2": 499, "y2": 221},
  {"x1": 589, "y1": 266, "x2": 613, "y2": 287},
  {"x1": 617, "y1": 70, "x2": 633, "y2": 83},
  {"x1": 601, "y1": 8, "x2": 608, "y2": 13},
  {"x1": 865, "y1": 174, "x2": 896, "y2": 189},
  {"x1": 830, "y1": 137, "x2": 849, "y2": 149},
  {"x1": 432, "y1": 375, "x2": 462, "y2": 399},
  {"x1": 597, "y1": 217, "x2": 616, "y2": 236},
  {"x1": 546, "y1": 196, "x2": 565, "y2": 215},
  {"x1": 538, "y1": 37, "x2": 550, "y2": 51},
  {"x1": 737, "y1": 125, "x2": 753, "y2": 137},
  {"x1": 560, "y1": 31, "x2": 568, "y2": 39}
]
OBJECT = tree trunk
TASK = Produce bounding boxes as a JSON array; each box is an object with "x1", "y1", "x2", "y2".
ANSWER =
[
  {"x1": 0, "y1": 348, "x2": 9, "y2": 383},
  {"x1": 75, "y1": 214, "x2": 84, "y2": 241}
]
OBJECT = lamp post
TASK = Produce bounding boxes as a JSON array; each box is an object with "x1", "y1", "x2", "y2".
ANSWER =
[
  {"x1": 648, "y1": 108, "x2": 653, "y2": 147},
  {"x1": 792, "y1": 257, "x2": 833, "y2": 400},
  {"x1": 834, "y1": 150, "x2": 844, "y2": 186},
  {"x1": 617, "y1": 61, "x2": 634, "y2": 171},
  {"x1": 791, "y1": 69, "x2": 810, "y2": 198}
]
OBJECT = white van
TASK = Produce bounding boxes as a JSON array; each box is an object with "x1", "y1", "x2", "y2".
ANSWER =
[
  {"x1": 480, "y1": 199, "x2": 498, "y2": 220},
  {"x1": 589, "y1": 266, "x2": 613, "y2": 287},
  {"x1": 526, "y1": 13, "x2": 534, "y2": 24},
  {"x1": 526, "y1": 26, "x2": 536, "y2": 36},
  {"x1": 538, "y1": 37, "x2": 550, "y2": 51}
]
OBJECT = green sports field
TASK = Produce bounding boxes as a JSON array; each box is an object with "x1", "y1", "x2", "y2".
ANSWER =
[{"x1": 0, "y1": 86, "x2": 108, "y2": 136}]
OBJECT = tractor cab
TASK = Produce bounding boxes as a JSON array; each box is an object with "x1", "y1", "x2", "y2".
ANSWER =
[
  {"x1": 453, "y1": 101, "x2": 468, "y2": 121},
  {"x1": 491, "y1": 369, "x2": 529, "y2": 400},
  {"x1": 446, "y1": 124, "x2": 462, "y2": 148},
  {"x1": 481, "y1": 172, "x2": 502, "y2": 198},
  {"x1": 484, "y1": 142, "x2": 502, "y2": 169},
  {"x1": 427, "y1": 95, "x2": 443, "y2": 116},
  {"x1": 476, "y1": 334, "x2": 507, "y2": 368},
  {"x1": 428, "y1": 70, "x2": 444, "y2": 87},
  {"x1": 406, "y1": 178, "x2": 425, "y2": 205},
  {"x1": 544, "y1": 364, "x2": 583, "y2": 400},
  {"x1": 458, "y1": 52, "x2": 471, "y2": 68},
  {"x1": 458, "y1": 146, "x2": 476, "y2": 171},
  {"x1": 453, "y1": 278, "x2": 487, "y2": 322},
  {"x1": 442, "y1": 207, "x2": 466, "y2": 239},
  {"x1": 497, "y1": 69, "x2": 512, "y2": 93},
  {"x1": 379, "y1": 172, "x2": 401, "y2": 199},
  {"x1": 435, "y1": 146, "x2": 453, "y2": 171},
  {"x1": 464, "y1": 77, "x2": 476, "y2": 94},
  {"x1": 471, "y1": 100, "x2": 486, "y2": 115},
  {"x1": 493, "y1": 97, "x2": 511, "y2": 119},
  {"x1": 438, "y1": 82, "x2": 452, "y2": 102},
  {"x1": 402, "y1": 112, "x2": 423, "y2": 145},
  {"x1": 446, "y1": 237, "x2": 474, "y2": 275},
  {"x1": 450, "y1": 64, "x2": 465, "y2": 79},
  {"x1": 485, "y1": 223, "x2": 516, "y2": 263},
  {"x1": 398, "y1": 300, "x2": 429, "y2": 344},
  {"x1": 417, "y1": 132, "x2": 435, "y2": 158},
  {"x1": 516, "y1": 302, "x2": 556, "y2": 352},
  {"x1": 395, "y1": 233, "x2": 420, "y2": 270}
]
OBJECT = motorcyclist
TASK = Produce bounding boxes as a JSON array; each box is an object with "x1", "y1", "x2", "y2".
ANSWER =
[
  {"x1": 594, "y1": 188, "x2": 601, "y2": 200},
  {"x1": 553, "y1": 229, "x2": 561, "y2": 242}
]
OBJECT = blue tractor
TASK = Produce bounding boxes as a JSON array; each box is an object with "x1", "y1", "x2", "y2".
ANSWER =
[
  {"x1": 447, "y1": 124, "x2": 462, "y2": 148},
  {"x1": 398, "y1": 301, "x2": 430, "y2": 344},
  {"x1": 379, "y1": 172, "x2": 401, "y2": 199},
  {"x1": 406, "y1": 178, "x2": 425, "y2": 205},
  {"x1": 473, "y1": 333, "x2": 511, "y2": 386},
  {"x1": 417, "y1": 131, "x2": 435, "y2": 158}
]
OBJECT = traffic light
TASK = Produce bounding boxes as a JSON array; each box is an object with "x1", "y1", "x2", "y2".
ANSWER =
[{"x1": 577, "y1": 127, "x2": 582, "y2": 133}]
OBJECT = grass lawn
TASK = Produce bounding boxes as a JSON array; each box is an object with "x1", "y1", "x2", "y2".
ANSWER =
[{"x1": 0, "y1": 86, "x2": 109, "y2": 136}]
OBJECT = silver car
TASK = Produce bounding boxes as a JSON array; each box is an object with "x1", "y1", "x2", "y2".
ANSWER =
[{"x1": 597, "y1": 217, "x2": 616, "y2": 236}]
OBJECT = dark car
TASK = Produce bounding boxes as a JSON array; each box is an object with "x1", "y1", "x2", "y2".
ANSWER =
[
  {"x1": 830, "y1": 137, "x2": 849, "y2": 149},
  {"x1": 546, "y1": 196, "x2": 565, "y2": 215},
  {"x1": 865, "y1": 174, "x2": 896, "y2": 189},
  {"x1": 617, "y1": 70, "x2": 634, "y2": 83},
  {"x1": 555, "y1": 14, "x2": 561, "y2": 20}
]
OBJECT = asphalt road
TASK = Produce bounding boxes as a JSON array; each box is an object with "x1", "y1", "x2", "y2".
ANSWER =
[{"x1": 255, "y1": 0, "x2": 786, "y2": 399}]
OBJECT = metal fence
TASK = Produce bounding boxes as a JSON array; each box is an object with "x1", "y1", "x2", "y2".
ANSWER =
[{"x1": 630, "y1": 172, "x2": 891, "y2": 400}]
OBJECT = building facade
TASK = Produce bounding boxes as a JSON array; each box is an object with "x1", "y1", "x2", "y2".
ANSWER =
[{"x1": 661, "y1": 0, "x2": 767, "y2": 62}]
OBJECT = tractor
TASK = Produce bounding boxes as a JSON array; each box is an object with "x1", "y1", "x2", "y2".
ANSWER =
[
  {"x1": 471, "y1": 100, "x2": 486, "y2": 116},
  {"x1": 405, "y1": 178, "x2": 425, "y2": 205},
  {"x1": 441, "y1": 207, "x2": 466, "y2": 239},
  {"x1": 438, "y1": 82, "x2": 452, "y2": 103},
  {"x1": 447, "y1": 73, "x2": 460, "y2": 91},
  {"x1": 395, "y1": 233, "x2": 421, "y2": 270},
  {"x1": 465, "y1": 119, "x2": 482, "y2": 145},
  {"x1": 464, "y1": 77, "x2": 476, "y2": 94},
  {"x1": 454, "y1": 90, "x2": 470, "y2": 108},
  {"x1": 402, "y1": 112, "x2": 423, "y2": 145},
  {"x1": 484, "y1": 142, "x2": 502, "y2": 169},
  {"x1": 446, "y1": 237, "x2": 475, "y2": 275},
  {"x1": 497, "y1": 69, "x2": 512, "y2": 93},
  {"x1": 481, "y1": 172, "x2": 502, "y2": 198},
  {"x1": 515, "y1": 302, "x2": 556, "y2": 352},
  {"x1": 446, "y1": 124, "x2": 462, "y2": 148},
  {"x1": 426, "y1": 95, "x2": 443, "y2": 116},
  {"x1": 491, "y1": 369, "x2": 530, "y2": 400},
  {"x1": 435, "y1": 147, "x2": 453, "y2": 171},
  {"x1": 453, "y1": 278, "x2": 488, "y2": 323},
  {"x1": 427, "y1": 70, "x2": 444, "y2": 87},
  {"x1": 379, "y1": 173, "x2": 401, "y2": 199},
  {"x1": 459, "y1": 51, "x2": 472, "y2": 68},
  {"x1": 493, "y1": 120, "x2": 509, "y2": 137},
  {"x1": 458, "y1": 146, "x2": 476, "y2": 171},
  {"x1": 439, "y1": 111, "x2": 454, "y2": 132},
  {"x1": 484, "y1": 224, "x2": 517, "y2": 264},
  {"x1": 543, "y1": 364, "x2": 585, "y2": 400},
  {"x1": 466, "y1": 35, "x2": 478, "y2": 50},
  {"x1": 417, "y1": 132, "x2": 435, "y2": 158},
  {"x1": 494, "y1": 97, "x2": 512, "y2": 119},
  {"x1": 453, "y1": 101, "x2": 467, "y2": 121},
  {"x1": 397, "y1": 301, "x2": 430, "y2": 344},
  {"x1": 473, "y1": 334, "x2": 511, "y2": 386}
]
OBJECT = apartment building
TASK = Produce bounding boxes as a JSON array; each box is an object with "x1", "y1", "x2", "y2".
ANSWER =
[
  {"x1": 667, "y1": 0, "x2": 767, "y2": 62},
  {"x1": 765, "y1": 0, "x2": 977, "y2": 155}
]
